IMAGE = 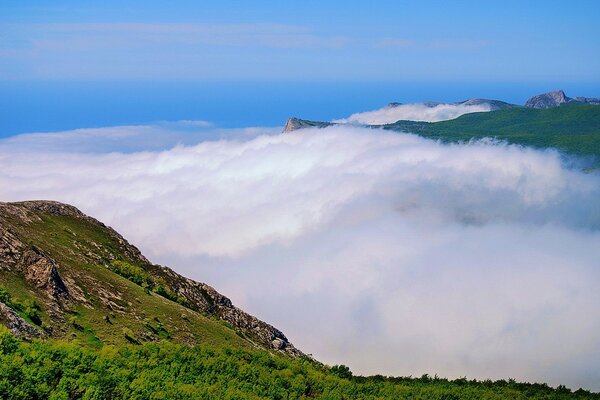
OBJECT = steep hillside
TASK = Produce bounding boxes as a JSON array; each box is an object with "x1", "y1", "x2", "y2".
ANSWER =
[{"x1": 0, "y1": 201, "x2": 300, "y2": 355}]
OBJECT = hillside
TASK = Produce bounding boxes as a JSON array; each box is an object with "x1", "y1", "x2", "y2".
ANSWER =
[
  {"x1": 284, "y1": 104, "x2": 600, "y2": 163},
  {"x1": 1, "y1": 200, "x2": 599, "y2": 398},
  {"x1": 0, "y1": 200, "x2": 300, "y2": 355},
  {"x1": 383, "y1": 104, "x2": 600, "y2": 161}
]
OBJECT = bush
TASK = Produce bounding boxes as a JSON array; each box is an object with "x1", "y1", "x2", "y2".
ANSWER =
[{"x1": 0, "y1": 326, "x2": 19, "y2": 354}]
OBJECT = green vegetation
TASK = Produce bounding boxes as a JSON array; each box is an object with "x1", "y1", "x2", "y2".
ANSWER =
[
  {"x1": 109, "y1": 260, "x2": 190, "y2": 307},
  {"x1": 383, "y1": 105, "x2": 600, "y2": 164},
  {"x1": 0, "y1": 286, "x2": 43, "y2": 326},
  {"x1": 0, "y1": 207, "x2": 251, "y2": 349},
  {"x1": 0, "y1": 327, "x2": 597, "y2": 400}
]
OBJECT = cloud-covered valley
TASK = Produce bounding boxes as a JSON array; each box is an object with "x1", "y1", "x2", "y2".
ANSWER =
[{"x1": 1, "y1": 124, "x2": 600, "y2": 390}]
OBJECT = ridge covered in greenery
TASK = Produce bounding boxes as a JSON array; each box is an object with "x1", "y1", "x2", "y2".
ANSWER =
[
  {"x1": 383, "y1": 105, "x2": 600, "y2": 163},
  {"x1": 286, "y1": 104, "x2": 600, "y2": 165}
]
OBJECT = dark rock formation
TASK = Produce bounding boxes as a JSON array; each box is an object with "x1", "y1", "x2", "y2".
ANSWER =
[
  {"x1": 0, "y1": 302, "x2": 45, "y2": 340},
  {"x1": 22, "y1": 248, "x2": 69, "y2": 302}
]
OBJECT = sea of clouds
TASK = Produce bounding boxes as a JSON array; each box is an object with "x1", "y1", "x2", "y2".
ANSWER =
[
  {"x1": 334, "y1": 102, "x2": 492, "y2": 124},
  {"x1": 1, "y1": 121, "x2": 600, "y2": 390}
]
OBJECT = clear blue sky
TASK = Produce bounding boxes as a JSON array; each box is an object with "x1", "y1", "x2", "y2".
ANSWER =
[
  {"x1": 1, "y1": 0, "x2": 599, "y2": 82},
  {"x1": 0, "y1": 1, "x2": 599, "y2": 136}
]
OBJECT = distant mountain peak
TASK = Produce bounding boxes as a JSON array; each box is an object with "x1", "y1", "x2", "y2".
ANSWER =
[
  {"x1": 525, "y1": 90, "x2": 600, "y2": 108},
  {"x1": 282, "y1": 117, "x2": 333, "y2": 133},
  {"x1": 525, "y1": 90, "x2": 570, "y2": 108}
]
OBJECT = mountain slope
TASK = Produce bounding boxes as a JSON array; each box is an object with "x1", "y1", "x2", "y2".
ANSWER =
[
  {"x1": 0, "y1": 200, "x2": 300, "y2": 355},
  {"x1": 383, "y1": 104, "x2": 600, "y2": 161},
  {"x1": 525, "y1": 90, "x2": 600, "y2": 108},
  {"x1": 283, "y1": 105, "x2": 600, "y2": 163}
]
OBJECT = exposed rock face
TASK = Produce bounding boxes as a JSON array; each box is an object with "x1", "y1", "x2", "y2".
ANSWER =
[
  {"x1": 525, "y1": 90, "x2": 570, "y2": 108},
  {"x1": 0, "y1": 226, "x2": 23, "y2": 270},
  {"x1": 282, "y1": 117, "x2": 334, "y2": 133},
  {"x1": 525, "y1": 90, "x2": 600, "y2": 108},
  {"x1": 153, "y1": 265, "x2": 302, "y2": 356},
  {"x1": 0, "y1": 302, "x2": 45, "y2": 340},
  {"x1": 22, "y1": 248, "x2": 69, "y2": 301}
]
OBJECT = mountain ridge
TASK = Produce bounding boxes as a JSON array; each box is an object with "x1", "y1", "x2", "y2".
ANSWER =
[
  {"x1": 0, "y1": 200, "x2": 302, "y2": 356},
  {"x1": 525, "y1": 90, "x2": 600, "y2": 109},
  {"x1": 283, "y1": 90, "x2": 599, "y2": 133}
]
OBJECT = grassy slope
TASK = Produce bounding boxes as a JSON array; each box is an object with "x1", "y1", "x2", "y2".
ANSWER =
[
  {"x1": 0, "y1": 209, "x2": 249, "y2": 350},
  {"x1": 383, "y1": 105, "x2": 600, "y2": 162}
]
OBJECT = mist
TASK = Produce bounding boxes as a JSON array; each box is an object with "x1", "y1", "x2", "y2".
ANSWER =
[
  {"x1": 1, "y1": 124, "x2": 599, "y2": 390},
  {"x1": 334, "y1": 102, "x2": 492, "y2": 124}
]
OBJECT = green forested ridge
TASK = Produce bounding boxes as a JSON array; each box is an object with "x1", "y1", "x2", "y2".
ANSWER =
[
  {"x1": 383, "y1": 105, "x2": 600, "y2": 163},
  {"x1": 0, "y1": 326, "x2": 598, "y2": 400}
]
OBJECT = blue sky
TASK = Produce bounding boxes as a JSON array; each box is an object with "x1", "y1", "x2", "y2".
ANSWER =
[
  {"x1": 1, "y1": 1, "x2": 599, "y2": 81},
  {"x1": 0, "y1": 1, "x2": 599, "y2": 136}
]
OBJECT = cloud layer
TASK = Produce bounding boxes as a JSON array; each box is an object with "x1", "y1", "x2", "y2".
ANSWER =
[
  {"x1": 1, "y1": 125, "x2": 600, "y2": 390},
  {"x1": 334, "y1": 102, "x2": 492, "y2": 124}
]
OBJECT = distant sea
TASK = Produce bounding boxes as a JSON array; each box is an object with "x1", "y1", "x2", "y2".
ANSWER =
[{"x1": 1, "y1": 81, "x2": 599, "y2": 138}]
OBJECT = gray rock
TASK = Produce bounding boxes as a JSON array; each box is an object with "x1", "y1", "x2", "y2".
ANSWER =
[
  {"x1": 282, "y1": 117, "x2": 334, "y2": 133},
  {"x1": 525, "y1": 90, "x2": 570, "y2": 108},
  {"x1": 0, "y1": 301, "x2": 45, "y2": 340},
  {"x1": 573, "y1": 96, "x2": 600, "y2": 105}
]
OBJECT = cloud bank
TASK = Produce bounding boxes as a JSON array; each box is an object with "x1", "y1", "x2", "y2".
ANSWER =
[
  {"x1": 334, "y1": 102, "x2": 492, "y2": 124},
  {"x1": 1, "y1": 125, "x2": 600, "y2": 390}
]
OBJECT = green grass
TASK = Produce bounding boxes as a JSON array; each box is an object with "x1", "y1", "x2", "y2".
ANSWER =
[
  {"x1": 383, "y1": 105, "x2": 600, "y2": 164},
  {"x1": 0, "y1": 210, "x2": 251, "y2": 350}
]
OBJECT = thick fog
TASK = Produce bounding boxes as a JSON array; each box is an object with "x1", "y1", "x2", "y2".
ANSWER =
[{"x1": 1, "y1": 124, "x2": 599, "y2": 390}]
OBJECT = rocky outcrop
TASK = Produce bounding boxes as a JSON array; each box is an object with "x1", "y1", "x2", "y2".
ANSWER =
[
  {"x1": 0, "y1": 302, "x2": 45, "y2": 340},
  {"x1": 22, "y1": 248, "x2": 69, "y2": 302},
  {"x1": 525, "y1": 90, "x2": 570, "y2": 108},
  {"x1": 0, "y1": 226, "x2": 24, "y2": 270},
  {"x1": 153, "y1": 265, "x2": 302, "y2": 356},
  {"x1": 525, "y1": 90, "x2": 600, "y2": 108},
  {"x1": 282, "y1": 118, "x2": 334, "y2": 133}
]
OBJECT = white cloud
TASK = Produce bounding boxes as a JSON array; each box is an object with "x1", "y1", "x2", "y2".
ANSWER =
[
  {"x1": 334, "y1": 102, "x2": 493, "y2": 124},
  {"x1": 0, "y1": 122, "x2": 276, "y2": 153},
  {"x1": 1, "y1": 125, "x2": 599, "y2": 390}
]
